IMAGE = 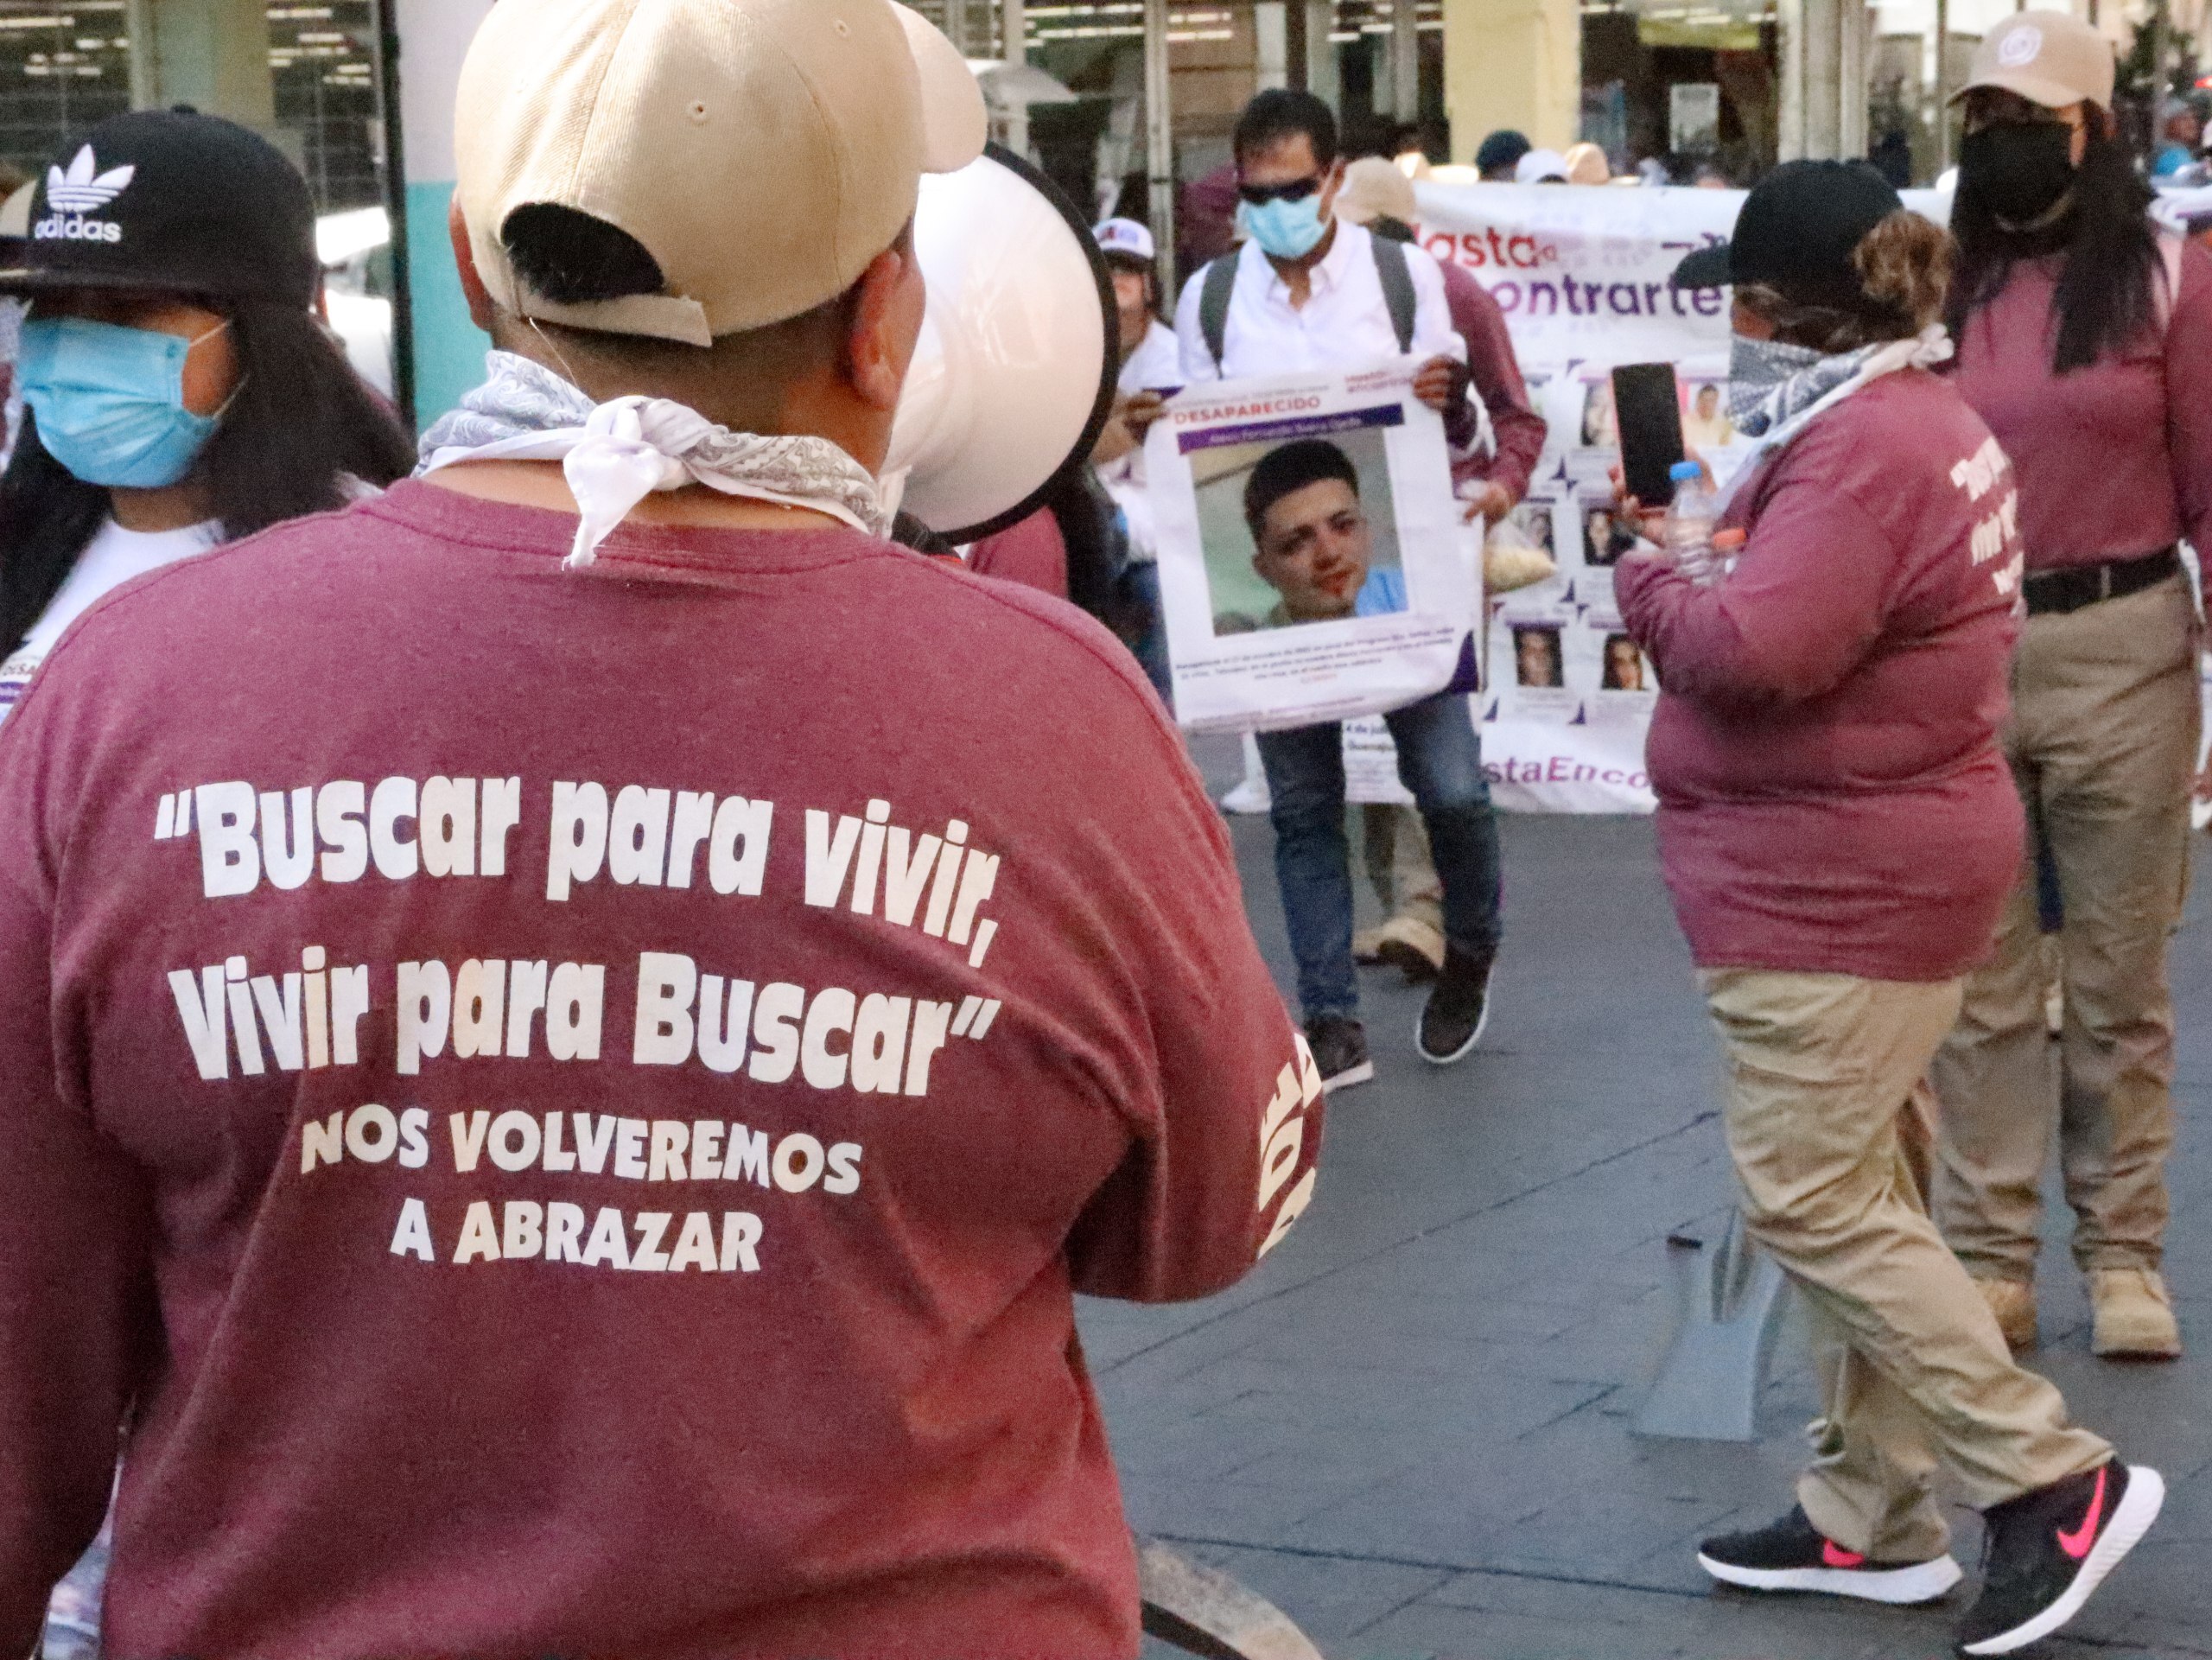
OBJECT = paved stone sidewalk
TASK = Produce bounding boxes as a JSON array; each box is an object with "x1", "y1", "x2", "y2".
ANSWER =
[{"x1": 1081, "y1": 803, "x2": 2212, "y2": 1660}]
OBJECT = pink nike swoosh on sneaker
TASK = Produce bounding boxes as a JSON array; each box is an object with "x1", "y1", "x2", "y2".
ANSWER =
[
  {"x1": 2056, "y1": 1465, "x2": 2108, "y2": 1561},
  {"x1": 1821, "y1": 1540, "x2": 1866, "y2": 1569}
]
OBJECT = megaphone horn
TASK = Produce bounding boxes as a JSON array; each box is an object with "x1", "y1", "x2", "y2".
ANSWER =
[{"x1": 886, "y1": 143, "x2": 1120, "y2": 545}]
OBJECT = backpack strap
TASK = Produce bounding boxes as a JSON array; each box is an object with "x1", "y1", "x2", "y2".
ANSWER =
[
  {"x1": 1198, "y1": 253, "x2": 1240, "y2": 372},
  {"x1": 1370, "y1": 232, "x2": 1418, "y2": 354}
]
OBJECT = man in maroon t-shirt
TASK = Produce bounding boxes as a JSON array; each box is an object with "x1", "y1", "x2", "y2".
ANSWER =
[{"x1": 0, "y1": 4, "x2": 1322, "y2": 1657}]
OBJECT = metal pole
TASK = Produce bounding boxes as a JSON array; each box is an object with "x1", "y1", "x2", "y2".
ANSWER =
[
  {"x1": 1933, "y1": 0, "x2": 1950, "y2": 178},
  {"x1": 2152, "y1": 0, "x2": 2171, "y2": 106},
  {"x1": 1145, "y1": 0, "x2": 1177, "y2": 296},
  {"x1": 1777, "y1": 0, "x2": 1806, "y2": 160},
  {"x1": 1001, "y1": 0, "x2": 1028, "y2": 159},
  {"x1": 1287, "y1": 0, "x2": 1308, "y2": 91},
  {"x1": 124, "y1": 0, "x2": 158, "y2": 106},
  {"x1": 1840, "y1": 0, "x2": 1867, "y2": 161},
  {"x1": 373, "y1": 0, "x2": 416, "y2": 432},
  {"x1": 943, "y1": 0, "x2": 969, "y2": 54},
  {"x1": 1391, "y1": 0, "x2": 1420, "y2": 124}
]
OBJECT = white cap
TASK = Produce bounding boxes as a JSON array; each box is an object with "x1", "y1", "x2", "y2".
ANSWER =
[
  {"x1": 454, "y1": 0, "x2": 987, "y2": 346},
  {"x1": 1093, "y1": 216, "x2": 1155, "y2": 262},
  {"x1": 1516, "y1": 148, "x2": 1570, "y2": 184}
]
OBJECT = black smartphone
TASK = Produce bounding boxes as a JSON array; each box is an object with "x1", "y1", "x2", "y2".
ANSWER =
[{"x1": 1611, "y1": 362, "x2": 1687, "y2": 506}]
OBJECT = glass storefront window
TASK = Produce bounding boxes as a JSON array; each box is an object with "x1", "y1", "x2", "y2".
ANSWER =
[
  {"x1": 1581, "y1": 0, "x2": 1779, "y2": 182},
  {"x1": 0, "y1": 1, "x2": 398, "y2": 392}
]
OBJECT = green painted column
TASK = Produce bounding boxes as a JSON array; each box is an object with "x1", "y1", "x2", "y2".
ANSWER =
[{"x1": 394, "y1": 0, "x2": 494, "y2": 430}]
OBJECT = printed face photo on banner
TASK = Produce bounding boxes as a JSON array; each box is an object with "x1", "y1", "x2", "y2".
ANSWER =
[
  {"x1": 1197, "y1": 432, "x2": 1406, "y2": 638},
  {"x1": 1579, "y1": 376, "x2": 1617, "y2": 448},
  {"x1": 1518, "y1": 503, "x2": 1554, "y2": 557},
  {"x1": 1513, "y1": 623, "x2": 1565, "y2": 688},
  {"x1": 1581, "y1": 501, "x2": 1620, "y2": 569},
  {"x1": 1681, "y1": 378, "x2": 1733, "y2": 448},
  {"x1": 1600, "y1": 632, "x2": 1651, "y2": 691}
]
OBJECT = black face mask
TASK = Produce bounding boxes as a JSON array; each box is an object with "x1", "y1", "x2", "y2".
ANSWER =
[{"x1": 1960, "y1": 122, "x2": 2076, "y2": 226}]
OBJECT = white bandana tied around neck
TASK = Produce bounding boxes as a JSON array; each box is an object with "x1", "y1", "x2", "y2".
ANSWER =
[
  {"x1": 417, "y1": 351, "x2": 893, "y2": 569},
  {"x1": 1713, "y1": 324, "x2": 1955, "y2": 512}
]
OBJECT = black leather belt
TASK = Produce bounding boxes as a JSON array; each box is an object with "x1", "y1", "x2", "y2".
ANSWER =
[{"x1": 2022, "y1": 547, "x2": 2180, "y2": 617}]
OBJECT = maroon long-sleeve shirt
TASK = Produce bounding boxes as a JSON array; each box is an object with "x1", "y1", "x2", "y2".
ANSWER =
[
  {"x1": 1948, "y1": 234, "x2": 2212, "y2": 571},
  {"x1": 1439, "y1": 259, "x2": 1548, "y2": 504},
  {"x1": 0, "y1": 481, "x2": 1321, "y2": 1660},
  {"x1": 1616, "y1": 369, "x2": 2024, "y2": 983}
]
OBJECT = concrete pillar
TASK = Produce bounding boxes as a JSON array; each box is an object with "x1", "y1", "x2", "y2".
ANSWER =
[
  {"x1": 392, "y1": 0, "x2": 496, "y2": 429},
  {"x1": 1391, "y1": 0, "x2": 1421, "y2": 123},
  {"x1": 1441, "y1": 0, "x2": 1580, "y2": 158},
  {"x1": 125, "y1": 0, "x2": 276, "y2": 130},
  {"x1": 1778, "y1": 0, "x2": 1871, "y2": 160},
  {"x1": 1144, "y1": 0, "x2": 1177, "y2": 293},
  {"x1": 1306, "y1": 0, "x2": 1340, "y2": 111},
  {"x1": 1001, "y1": 0, "x2": 1028, "y2": 159},
  {"x1": 1256, "y1": 3, "x2": 1290, "y2": 93}
]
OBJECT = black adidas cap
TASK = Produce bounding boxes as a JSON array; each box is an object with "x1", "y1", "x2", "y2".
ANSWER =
[
  {"x1": 0, "y1": 108, "x2": 320, "y2": 308},
  {"x1": 1669, "y1": 160, "x2": 1903, "y2": 310}
]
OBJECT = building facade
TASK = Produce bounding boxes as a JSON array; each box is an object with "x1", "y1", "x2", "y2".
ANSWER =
[{"x1": 0, "y1": 0, "x2": 2164, "y2": 431}]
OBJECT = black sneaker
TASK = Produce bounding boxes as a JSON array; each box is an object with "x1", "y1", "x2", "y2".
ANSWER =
[
  {"x1": 1415, "y1": 946, "x2": 1494, "y2": 1065},
  {"x1": 1957, "y1": 1461, "x2": 2164, "y2": 1655},
  {"x1": 1697, "y1": 1506, "x2": 1962, "y2": 1606},
  {"x1": 1303, "y1": 1015, "x2": 1373, "y2": 1093}
]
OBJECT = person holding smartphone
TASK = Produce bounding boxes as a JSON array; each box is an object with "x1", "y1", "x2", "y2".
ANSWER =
[{"x1": 1620, "y1": 161, "x2": 2158, "y2": 1657}]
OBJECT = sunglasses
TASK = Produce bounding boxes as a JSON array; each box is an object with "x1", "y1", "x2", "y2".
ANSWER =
[{"x1": 1237, "y1": 175, "x2": 1323, "y2": 207}]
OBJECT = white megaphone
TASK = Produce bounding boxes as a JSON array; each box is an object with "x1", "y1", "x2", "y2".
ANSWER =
[{"x1": 885, "y1": 143, "x2": 1118, "y2": 544}]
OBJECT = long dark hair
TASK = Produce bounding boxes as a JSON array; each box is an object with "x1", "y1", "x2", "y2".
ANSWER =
[
  {"x1": 1948, "y1": 118, "x2": 2161, "y2": 373},
  {"x1": 0, "y1": 298, "x2": 415, "y2": 655}
]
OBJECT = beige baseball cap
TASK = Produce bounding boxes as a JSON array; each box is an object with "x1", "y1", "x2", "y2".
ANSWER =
[
  {"x1": 1333, "y1": 156, "x2": 1418, "y2": 227},
  {"x1": 454, "y1": 0, "x2": 987, "y2": 346},
  {"x1": 1955, "y1": 10, "x2": 2115, "y2": 111}
]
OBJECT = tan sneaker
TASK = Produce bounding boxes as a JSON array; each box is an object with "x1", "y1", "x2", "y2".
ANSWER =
[
  {"x1": 2090, "y1": 1269, "x2": 2182, "y2": 1360},
  {"x1": 1371, "y1": 914, "x2": 1446, "y2": 983},
  {"x1": 1974, "y1": 1276, "x2": 2038, "y2": 1353},
  {"x1": 1351, "y1": 925, "x2": 1389, "y2": 966}
]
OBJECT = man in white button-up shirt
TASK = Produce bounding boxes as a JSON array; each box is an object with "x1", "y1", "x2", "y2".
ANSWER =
[{"x1": 1171, "y1": 89, "x2": 1503, "y2": 1093}]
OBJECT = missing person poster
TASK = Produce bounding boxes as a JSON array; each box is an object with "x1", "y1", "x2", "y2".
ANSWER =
[{"x1": 1147, "y1": 365, "x2": 1477, "y2": 735}]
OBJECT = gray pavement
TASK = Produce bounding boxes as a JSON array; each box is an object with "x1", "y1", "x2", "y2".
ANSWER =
[{"x1": 1083, "y1": 776, "x2": 2212, "y2": 1660}]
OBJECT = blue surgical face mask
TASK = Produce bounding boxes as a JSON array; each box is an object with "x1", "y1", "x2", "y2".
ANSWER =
[
  {"x1": 1236, "y1": 193, "x2": 1331, "y2": 261},
  {"x1": 17, "y1": 314, "x2": 228, "y2": 489}
]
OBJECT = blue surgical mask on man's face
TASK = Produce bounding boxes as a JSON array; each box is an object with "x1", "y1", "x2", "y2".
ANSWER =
[
  {"x1": 1236, "y1": 192, "x2": 1331, "y2": 261},
  {"x1": 17, "y1": 314, "x2": 228, "y2": 490}
]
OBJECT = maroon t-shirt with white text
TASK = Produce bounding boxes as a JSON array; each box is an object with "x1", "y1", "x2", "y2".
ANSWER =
[{"x1": 0, "y1": 481, "x2": 1321, "y2": 1659}]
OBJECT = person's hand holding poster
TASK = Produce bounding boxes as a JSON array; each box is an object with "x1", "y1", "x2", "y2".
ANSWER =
[{"x1": 1146, "y1": 365, "x2": 1477, "y2": 735}]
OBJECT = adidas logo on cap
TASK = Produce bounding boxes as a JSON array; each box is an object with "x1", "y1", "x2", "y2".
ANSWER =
[{"x1": 35, "y1": 143, "x2": 133, "y2": 243}]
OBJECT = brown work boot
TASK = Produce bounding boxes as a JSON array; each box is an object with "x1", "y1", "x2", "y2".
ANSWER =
[
  {"x1": 1371, "y1": 914, "x2": 1446, "y2": 984},
  {"x1": 2090, "y1": 1269, "x2": 2182, "y2": 1360},
  {"x1": 1974, "y1": 1275, "x2": 2038, "y2": 1354}
]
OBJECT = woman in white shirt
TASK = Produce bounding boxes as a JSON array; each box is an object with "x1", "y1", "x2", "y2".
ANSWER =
[{"x1": 0, "y1": 109, "x2": 410, "y2": 722}]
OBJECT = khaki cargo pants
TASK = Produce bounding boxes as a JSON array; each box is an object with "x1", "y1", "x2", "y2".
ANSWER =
[
  {"x1": 1930, "y1": 573, "x2": 2199, "y2": 1282},
  {"x1": 1361, "y1": 805, "x2": 1443, "y2": 932},
  {"x1": 1704, "y1": 970, "x2": 2110, "y2": 1558}
]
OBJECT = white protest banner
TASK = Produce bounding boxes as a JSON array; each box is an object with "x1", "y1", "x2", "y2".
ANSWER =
[
  {"x1": 1217, "y1": 181, "x2": 1955, "y2": 815},
  {"x1": 1149, "y1": 361, "x2": 1478, "y2": 735}
]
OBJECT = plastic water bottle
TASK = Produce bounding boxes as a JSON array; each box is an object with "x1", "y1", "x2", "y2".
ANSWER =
[{"x1": 1662, "y1": 461, "x2": 1719, "y2": 584}]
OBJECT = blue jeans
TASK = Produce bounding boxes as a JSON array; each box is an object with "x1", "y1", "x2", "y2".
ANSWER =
[
  {"x1": 1255, "y1": 691, "x2": 1503, "y2": 1021},
  {"x1": 1118, "y1": 560, "x2": 1173, "y2": 706}
]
